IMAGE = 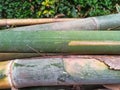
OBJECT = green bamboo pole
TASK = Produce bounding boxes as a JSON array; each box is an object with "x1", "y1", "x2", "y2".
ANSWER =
[
  {"x1": 0, "y1": 31, "x2": 120, "y2": 54},
  {"x1": 6, "y1": 14, "x2": 120, "y2": 31},
  {"x1": 0, "y1": 55, "x2": 120, "y2": 89}
]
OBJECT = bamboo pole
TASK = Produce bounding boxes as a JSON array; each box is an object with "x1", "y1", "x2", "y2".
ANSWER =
[
  {"x1": 0, "y1": 61, "x2": 11, "y2": 89},
  {"x1": 18, "y1": 85, "x2": 102, "y2": 90},
  {"x1": 0, "y1": 55, "x2": 120, "y2": 89},
  {"x1": 0, "y1": 53, "x2": 64, "y2": 61},
  {"x1": 6, "y1": 14, "x2": 120, "y2": 31},
  {"x1": 0, "y1": 31, "x2": 120, "y2": 54},
  {"x1": 0, "y1": 18, "x2": 75, "y2": 27},
  {"x1": 0, "y1": 53, "x2": 41, "y2": 61},
  {"x1": 18, "y1": 86, "x2": 72, "y2": 90}
]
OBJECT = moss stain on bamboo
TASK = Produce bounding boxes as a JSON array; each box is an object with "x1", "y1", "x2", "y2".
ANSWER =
[
  {"x1": 0, "y1": 70, "x2": 6, "y2": 79},
  {"x1": 50, "y1": 63, "x2": 63, "y2": 68},
  {"x1": 43, "y1": 62, "x2": 63, "y2": 70},
  {"x1": 14, "y1": 63, "x2": 36, "y2": 67}
]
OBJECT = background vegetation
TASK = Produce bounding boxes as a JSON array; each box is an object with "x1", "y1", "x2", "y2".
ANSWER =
[{"x1": 0, "y1": 0, "x2": 120, "y2": 18}]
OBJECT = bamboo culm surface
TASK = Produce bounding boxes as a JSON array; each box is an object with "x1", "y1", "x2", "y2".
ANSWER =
[
  {"x1": 0, "y1": 55, "x2": 120, "y2": 89},
  {"x1": 6, "y1": 14, "x2": 120, "y2": 31},
  {"x1": 0, "y1": 31, "x2": 120, "y2": 54}
]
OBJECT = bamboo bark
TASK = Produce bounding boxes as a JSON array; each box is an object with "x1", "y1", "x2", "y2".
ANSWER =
[
  {"x1": 0, "y1": 18, "x2": 75, "y2": 27},
  {"x1": 0, "y1": 55, "x2": 120, "y2": 89},
  {"x1": 0, "y1": 31, "x2": 120, "y2": 54},
  {"x1": 5, "y1": 14, "x2": 120, "y2": 31}
]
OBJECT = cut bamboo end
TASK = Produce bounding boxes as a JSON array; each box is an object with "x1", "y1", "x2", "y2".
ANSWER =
[{"x1": 0, "y1": 61, "x2": 11, "y2": 89}]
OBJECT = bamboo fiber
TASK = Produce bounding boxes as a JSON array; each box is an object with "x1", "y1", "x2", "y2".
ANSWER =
[
  {"x1": 6, "y1": 14, "x2": 120, "y2": 31},
  {"x1": 0, "y1": 31, "x2": 120, "y2": 54},
  {"x1": 0, "y1": 55, "x2": 120, "y2": 89}
]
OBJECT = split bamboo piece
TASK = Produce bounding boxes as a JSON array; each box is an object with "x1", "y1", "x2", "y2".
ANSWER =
[
  {"x1": 0, "y1": 55, "x2": 120, "y2": 89},
  {"x1": 0, "y1": 31, "x2": 120, "y2": 54},
  {"x1": 0, "y1": 18, "x2": 75, "y2": 27},
  {"x1": 6, "y1": 14, "x2": 120, "y2": 31}
]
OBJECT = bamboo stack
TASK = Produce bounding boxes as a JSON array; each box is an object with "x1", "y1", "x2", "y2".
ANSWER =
[{"x1": 0, "y1": 14, "x2": 120, "y2": 90}]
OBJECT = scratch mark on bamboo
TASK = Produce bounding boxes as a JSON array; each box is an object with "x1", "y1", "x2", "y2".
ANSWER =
[
  {"x1": 68, "y1": 41, "x2": 120, "y2": 46},
  {"x1": 91, "y1": 18, "x2": 99, "y2": 29}
]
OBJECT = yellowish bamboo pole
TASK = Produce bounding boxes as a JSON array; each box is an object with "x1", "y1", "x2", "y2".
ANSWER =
[
  {"x1": 0, "y1": 18, "x2": 76, "y2": 26},
  {"x1": 0, "y1": 61, "x2": 11, "y2": 89},
  {"x1": 0, "y1": 53, "x2": 41, "y2": 61}
]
